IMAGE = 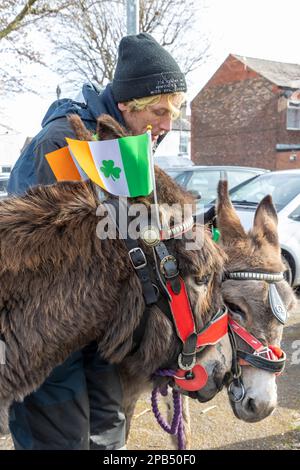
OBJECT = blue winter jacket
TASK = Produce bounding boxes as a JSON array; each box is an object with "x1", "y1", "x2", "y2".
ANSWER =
[{"x1": 8, "y1": 83, "x2": 126, "y2": 195}]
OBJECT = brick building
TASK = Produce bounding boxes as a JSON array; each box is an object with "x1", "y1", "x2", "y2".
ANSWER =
[{"x1": 191, "y1": 54, "x2": 300, "y2": 170}]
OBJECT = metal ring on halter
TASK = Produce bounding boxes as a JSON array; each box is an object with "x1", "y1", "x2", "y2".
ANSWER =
[
  {"x1": 228, "y1": 380, "x2": 245, "y2": 403},
  {"x1": 178, "y1": 353, "x2": 196, "y2": 371},
  {"x1": 160, "y1": 255, "x2": 179, "y2": 278}
]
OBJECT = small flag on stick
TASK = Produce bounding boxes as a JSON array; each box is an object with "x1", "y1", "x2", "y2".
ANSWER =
[
  {"x1": 45, "y1": 146, "x2": 81, "y2": 181},
  {"x1": 45, "y1": 132, "x2": 153, "y2": 198}
]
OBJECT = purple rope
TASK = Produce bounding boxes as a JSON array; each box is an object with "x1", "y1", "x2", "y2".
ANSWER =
[
  {"x1": 155, "y1": 369, "x2": 176, "y2": 377},
  {"x1": 151, "y1": 369, "x2": 186, "y2": 450}
]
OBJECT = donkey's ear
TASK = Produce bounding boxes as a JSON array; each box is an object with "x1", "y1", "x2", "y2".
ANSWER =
[
  {"x1": 68, "y1": 114, "x2": 94, "y2": 140},
  {"x1": 96, "y1": 114, "x2": 128, "y2": 140},
  {"x1": 252, "y1": 195, "x2": 279, "y2": 247},
  {"x1": 216, "y1": 179, "x2": 247, "y2": 243}
]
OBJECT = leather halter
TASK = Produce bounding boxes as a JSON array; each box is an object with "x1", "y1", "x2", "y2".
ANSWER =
[
  {"x1": 228, "y1": 317, "x2": 286, "y2": 374},
  {"x1": 224, "y1": 270, "x2": 287, "y2": 402},
  {"x1": 103, "y1": 198, "x2": 228, "y2": 393},
  {"x1": 224, "y1": 270, "x2": 287, "y2": 324}
]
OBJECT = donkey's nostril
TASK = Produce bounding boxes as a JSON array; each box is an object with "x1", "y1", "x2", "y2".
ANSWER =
[{"x1": 245, "y1": 397, "x2": 257, "y2": 414}]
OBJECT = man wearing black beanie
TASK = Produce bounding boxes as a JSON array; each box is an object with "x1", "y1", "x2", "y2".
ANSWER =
[
  {"x1": 112, "y1": 33, "x2": 186, "y2": 102},
  {"x1": 113, "y1": 33, "x2": 186, "y2": 146},
  {"x1": 8, "y1": 33, "x2": 187, "y2": 451}
]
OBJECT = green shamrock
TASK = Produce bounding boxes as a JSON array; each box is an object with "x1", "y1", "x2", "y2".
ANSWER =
[{"x1": 100, "y1": 160, "x2": 122, "y2": 181}]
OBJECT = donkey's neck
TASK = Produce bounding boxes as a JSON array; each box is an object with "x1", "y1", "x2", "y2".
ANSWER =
[{"x1": 0, "y1": 236, "x2": 133, "y2": 402}]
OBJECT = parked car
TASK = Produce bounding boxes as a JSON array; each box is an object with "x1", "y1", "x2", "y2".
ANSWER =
[
  {"x1": 227, "y1": 169, "x2": 300, "y2": 287},
  {"x1": 169, "y1": 165, "x2": 268, "y2": 207},
  {"x1": 0, "y1": 174, "x2": 8, "y2": 200},
  {"x1": 154, "y1": 155, "x2": 194, "y2": 178}
]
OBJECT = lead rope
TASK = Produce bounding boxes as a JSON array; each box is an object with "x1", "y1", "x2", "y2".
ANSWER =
[{"x1": 151, "y1": 369, "x2": 186, "y2": 450}]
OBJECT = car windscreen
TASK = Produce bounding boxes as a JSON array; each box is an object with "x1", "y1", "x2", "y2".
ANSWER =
[
  {"x1": 230, "y1": 173, "x2": 300, "y2": 210},
  {"x1": 175, "y1": 169, "x2": 259, "y2": 205},
  {"x1": 164, "y1": 169, "x2": 186, "y2": 179}
]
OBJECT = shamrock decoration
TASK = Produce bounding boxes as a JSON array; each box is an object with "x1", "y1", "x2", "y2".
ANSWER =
[{"x1": 100, "y1": 160, "x2": 122, "y2": 181}]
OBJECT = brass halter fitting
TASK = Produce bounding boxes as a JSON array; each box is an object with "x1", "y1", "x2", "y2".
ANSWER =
[{"x1": 141, "y1": 225, "x2": 160, "y2": 247}]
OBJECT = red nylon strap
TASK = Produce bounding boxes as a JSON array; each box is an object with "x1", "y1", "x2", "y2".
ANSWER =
[
  {"x1": 166, "y1": 278, "x2": 228, "y2": 347},
  {"x1": 229, "y1": 317, "x2": 284, "y2": 362},
  {"x1": 166, "y1": 277, "x2": 195, "y2": 342},
  {"x1": 196, "y1": 312, "x2": 228, "y2": 348},
  {"x1": 229, "y1": 317, "x2": 263, "y2": 351}
]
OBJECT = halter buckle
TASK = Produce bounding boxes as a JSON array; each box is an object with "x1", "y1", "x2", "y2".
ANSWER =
[
  {"x1": 128, "y1": 247, "x2": 147, "y2": 270},
  {"x1": 160, "y1": 255, "x2": 179, "y2": 279}
]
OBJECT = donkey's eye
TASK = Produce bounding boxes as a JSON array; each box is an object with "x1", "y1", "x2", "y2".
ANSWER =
[
  {"x1": 226, "y1": 302, "x2": 245, "y2": 317},
  {"x1": 194, "y1": 275, "x2": 210, "y2": 286}
]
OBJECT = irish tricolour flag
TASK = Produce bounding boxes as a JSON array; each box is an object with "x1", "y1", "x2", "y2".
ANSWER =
[{"x1": 45, "y1": 132, "x2": 153, "y2": 197}]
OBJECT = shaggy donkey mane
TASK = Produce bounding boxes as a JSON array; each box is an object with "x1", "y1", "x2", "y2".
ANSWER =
[{"x1": 0, "y1": 180, "x2": 99, "y2": 273}]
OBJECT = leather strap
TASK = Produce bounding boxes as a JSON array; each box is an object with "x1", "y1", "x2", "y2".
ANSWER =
[
  {"x1": 155, "y1": 242, "x2": 181, "y2": 294},
  {"x1": 104, "y1": 199, "x2": 158, "y2": 305},
  {"x1": 229, "y1": 317, "x2": 286, "y2": 374},
  {"x1": 179, "y1": 332, "x2": 198, "y2": 369},
  {"x1": 237, "y1": 350, "x2": 286, "y2": 374}
]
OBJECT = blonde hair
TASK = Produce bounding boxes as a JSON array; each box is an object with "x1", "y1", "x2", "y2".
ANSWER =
[{"x1": 124, "y1": 92, "x2": 185, "y2": 120}]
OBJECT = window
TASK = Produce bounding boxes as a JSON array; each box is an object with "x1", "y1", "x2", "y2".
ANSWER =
[
  {"x1": 287, "y1": 100, "x2": 300, "y2": 130},
  {"x1": 174, "y1": 170, "x2": 192, "y2": 187},
  {"x1": 186, "y1": 170, "x2": 221, "y2": 204},
  {"x1": 179, "y1": 132, "x2": 189, "y2": 155},
  {"x1": 1, "y1": 166, "x2": 11, "y2": 173},
  {"x1": 230, "y1": 173, "x2": 300, "y2": 211},
  {"x1": 226, "y1": 171, "x2": 257, "y2": 188}
]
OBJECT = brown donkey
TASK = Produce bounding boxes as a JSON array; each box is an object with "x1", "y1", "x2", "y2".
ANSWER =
[
  {"x1": 217, "y1": 179, "x2": 296, "y2": 422},
  {"x1": 0, "y1": 116, "x2": 232, "y2": 433},
  {"x1": 122, "y1": 178, "x2": 297, "y2": 447}
]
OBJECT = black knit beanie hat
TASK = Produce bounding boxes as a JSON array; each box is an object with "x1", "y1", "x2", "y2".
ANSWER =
[{"x1": 112, "y1": 33, "x2": 187, "y2": 102}]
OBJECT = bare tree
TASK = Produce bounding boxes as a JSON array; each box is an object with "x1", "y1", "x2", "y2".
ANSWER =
[
  {"x1": 0, "y1": 1, "x2": 71, "y2": 93},
  {"x1": 51, "y1": 0, "x2": 209, "y2": 89},
  {"x1": 0, "y1": 0, "x2": 209, "y2": 96}
]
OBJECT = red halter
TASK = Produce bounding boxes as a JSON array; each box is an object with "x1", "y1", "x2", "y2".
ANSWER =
[{"x1": 166, "y1": 277, "x2": 228, "y2": 391}]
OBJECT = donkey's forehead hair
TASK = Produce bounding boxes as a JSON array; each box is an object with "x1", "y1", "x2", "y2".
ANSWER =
[
  {"x1": 174, "y1": 229, "x2": 226, "y2": 277},
  {"x1": 224, "y1": 235, "x2": 283, "y2": 272}
]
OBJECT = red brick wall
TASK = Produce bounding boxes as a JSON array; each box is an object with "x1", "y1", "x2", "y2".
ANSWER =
[
  {"x1": 276, "y1": 151, "x2": 300, "y2": 170},
  {"x1": 204, "y1": 54, "x2": 259, "y2": 87},
  {"x1": 191, "y1": 55, "x2": 300, "y2": 170}
]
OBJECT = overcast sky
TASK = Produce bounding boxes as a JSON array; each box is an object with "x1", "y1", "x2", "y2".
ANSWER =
[{"x1": 1, "y1": 0, "x2": 300, "y2": 164}]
